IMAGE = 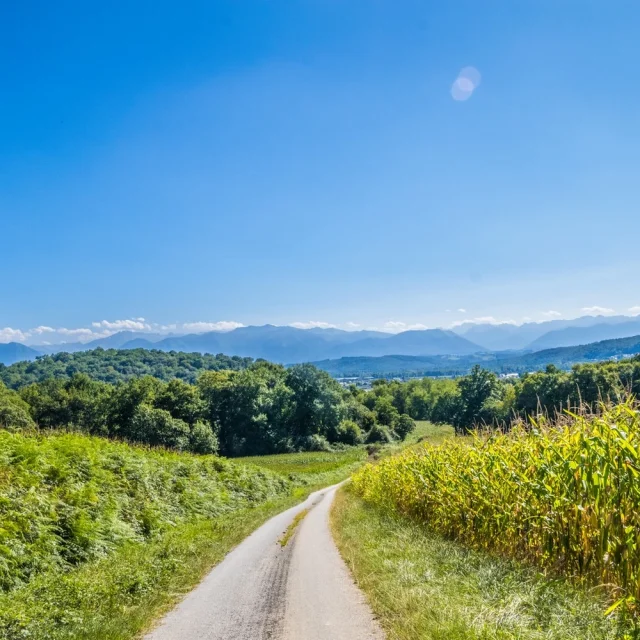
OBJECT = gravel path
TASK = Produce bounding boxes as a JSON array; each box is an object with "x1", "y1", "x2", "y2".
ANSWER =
[{"x1": 144, "y1": 484, "x2": 384, "y2": 640}]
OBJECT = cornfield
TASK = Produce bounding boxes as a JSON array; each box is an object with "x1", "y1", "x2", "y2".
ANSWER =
[{"x1": 352, "y1": 402, "x2": 640, "y2": 608}]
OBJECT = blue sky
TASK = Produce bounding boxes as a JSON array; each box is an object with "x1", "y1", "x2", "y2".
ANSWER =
[{"x1": 2, "y1": 1, "x2": 640, "y2": 344}]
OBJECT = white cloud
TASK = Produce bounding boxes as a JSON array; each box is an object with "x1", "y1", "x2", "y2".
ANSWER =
[
  {"x1": 30, "y1": 326, "x2": 56, "y2": 334},
  {"x1": 381, "y1": 321, "x2": 428, "y2": 333},
  {"x1": 541, "y1": 310, "x2": 562, "y2": 318},
  {"x1": 92, "y1": 319, "x2": 151, "y2": 331},
  {"x1": 458, "y1": 308, "x2": 467, "y2": 313},
  {"x1": 345, "y1": 322, "x2": 360, "y2": 330},
  {"x1": 58, "y1": 328, "x2": 95, "y2": 337},
  {"x1": 181, "y1": 321, "x2": 244, "y2": 333},
  {"x1": 10, "y1": 318, "x2": 247, "y2": 346},
  {"x1": 581, "y1": 306, "x2": 615, "y2": 315},
  {"x1": 0, "y1": 328, "x2": 28, "y2": 344},
  {"x1": 450, "y1": 316, "x2": 517, "y2": 328},
  {"x1": 383, "y1": 321, "x2": 407, "y2": 331},
  {"x1": 628, "y1": 306, "x2": 640, "y2": 315},
  {"x1": 289, "y1": 321, "x2": 337, "y2": 330}
]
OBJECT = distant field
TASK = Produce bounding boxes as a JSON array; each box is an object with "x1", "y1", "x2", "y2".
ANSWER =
[
  {"x1": 236, "y1": 447, "x2": 371, "y2": 489},
  {"x1": 402, "y1": 420, "x2": 453, "y2": 446},
  {"x1": 237, "y1": 421, "x2": 452, "y2": 485},
  {"x1": 237, "y1": 448, "x2": 367, "y2": 481}
]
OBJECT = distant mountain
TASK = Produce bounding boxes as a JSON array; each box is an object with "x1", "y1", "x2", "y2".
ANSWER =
[
  {"x1": 314, "y1": 354, "x2": 491, "y2": 377},
  {"x1": 454, "y1": 315, "x2": 640, "y2": 351},
  {"x1": 508, "y1": 334, "x2": 640, "y2": 370},
  {"x1": 314, "y1": 333, "x2": 640, "y2": 377},
  {"x1": 35, "y1": 331, "x2": 172, "y2": 354},
  {"x1": 326, "y1": 329, "x2": 482, "y2": 359},
  {"x1": 0, "y1": 342, "x2": 41, "y2": 366},
  {"x1": 527, "y1": 320, "x2": 640, "y2": 350},
  {"x1": 139, "y1": 325, "x2": 483, "y2": 363}
]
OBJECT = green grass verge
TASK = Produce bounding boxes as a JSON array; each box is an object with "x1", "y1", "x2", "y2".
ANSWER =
[{"x1": 331, "y1": 485, "x2": 633, "y2": 640}]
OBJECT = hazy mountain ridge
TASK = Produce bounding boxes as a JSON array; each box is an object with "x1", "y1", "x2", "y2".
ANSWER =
[
  {"x1": 453, "y1": 315, "x2": 640, "y2": 351},
  {"x1": 315, "y1": 333, "x2": 640, "y2": 377},
  {"x1": 527, "y1": 320, "x2": 640, "y2": 350},
  {"x1": 4, "y1": 315, "x2": 640, "y2": 367},
  {"x1": 120, "y1": 325, "x2": 483, "y2": 362},
  {"x1": 2, "y1": 325, "x2": 481, "y2": 366},
  {"x1": 35, "y1": 331, "x2": 172, "y2": 354},
  {"x1": 0, "y1": 343, "x2": 42, "y2": 366}
]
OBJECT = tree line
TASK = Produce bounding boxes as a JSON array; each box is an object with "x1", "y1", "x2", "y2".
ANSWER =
[
  {"x1": 390, "y1": 356, "x2": 640, "y2": 433},
  {"x1": 0, "y1": 348, "x2": 253, "y2": 388},
  {"x1": 0, "y1": 361, "x2": 416, "y2": 456}
]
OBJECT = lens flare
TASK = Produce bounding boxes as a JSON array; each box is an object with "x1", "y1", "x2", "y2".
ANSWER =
[{"x1": 451, "y1": 66, "x2": 481, "y2": 101}]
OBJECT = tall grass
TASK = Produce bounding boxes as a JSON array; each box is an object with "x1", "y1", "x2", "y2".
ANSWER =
[
  {"x1": 352, "y1": 402, "x2": 640, "y2": 609},
  {"x1": 0, "y1": 430, "x2": 289, "y2": 594}
]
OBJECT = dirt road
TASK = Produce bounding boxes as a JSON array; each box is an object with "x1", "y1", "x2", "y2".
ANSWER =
[{"x1": 144, "y1": 484, "x2": 384, "y2": 640}]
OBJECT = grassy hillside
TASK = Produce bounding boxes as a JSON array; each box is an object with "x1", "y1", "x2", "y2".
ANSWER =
[
  {"x1": 0, "y1": 431, "x2": 301, "y2": 639},
  {"x1": 0, "y1": 348, "x2": 252, "y2": 389},
  {"x1": 0, "y1": 431, "x2": 288, "y2": 592}
]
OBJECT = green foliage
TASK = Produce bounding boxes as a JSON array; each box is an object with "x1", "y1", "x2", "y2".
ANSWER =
[
  {"x1": 129, "y1": 404, "x2": 191, "y2": 451},
  {"x1": 335, "y1": 419, "x2": 363, "y2": 445},
  {"x1": 0, "y1": 382, "x2": 35, "y2": 431},
  {"x1": 392, "y1": 413, "x2": 415, "y2": 440},
  {"x1": 394, "y1": 356, "x2": 640, "y2": 433},
  {"x1": 1, "y1": 351, "x2": 424, "y2": 456},
  {"x1": 365, "y1": 423, "x2": 394, "y2": 444},
  {"x1": 0, "y1": 430, "x2": 290, "y2": 596},
  {"x1": 374, "y1": 395, "x2": 399, "y2": 426},
  {"x1": 0, "y1": 348, "x2": 252, "y2": 389},
  {"x1": 454, "y1": 365, "x2": 499, "y2": 433}
]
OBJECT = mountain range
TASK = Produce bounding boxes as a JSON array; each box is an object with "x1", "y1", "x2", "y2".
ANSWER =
[
  {"x1": 112, "y1": 325, "x2": 483, "y2": 362},
  {"x1": 2, "y1": 314, "x2": 640, "y2": 367},
  {"x1": 315, "y1": 334, "x2": 640, "y2": 377},
  {"x1": 451, "y1": 315, "x2": 640, "y2": 351}
]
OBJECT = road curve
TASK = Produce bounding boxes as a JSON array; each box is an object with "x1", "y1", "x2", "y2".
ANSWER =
[{"x1": 144, "y1": 483, "x2": 385, "y2": 640}]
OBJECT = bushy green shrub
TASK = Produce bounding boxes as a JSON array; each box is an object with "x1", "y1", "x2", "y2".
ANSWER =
[
  {"x1": 300, "y1": 434, "x2": 333, "y2": 451},
  {"x1": 393, "y1": 414, "x2": 415, "y2": 440},
  {"x1": 365, "y1": 423, "x2": 394, "y2": 444},
  {"x1": 335, "y1": 419, "x2": 363, "y2": 445},
  {"x1": 0, "y1": 383, "x2": 35, "y2": 431},
  {"x1": 188, "y1": 421, "x2": 219, "y2": 454}
]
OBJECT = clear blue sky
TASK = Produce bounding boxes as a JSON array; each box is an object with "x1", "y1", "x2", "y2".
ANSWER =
[{"x1": 2, "y1": 0, "x2": 640, "y2": 343}]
